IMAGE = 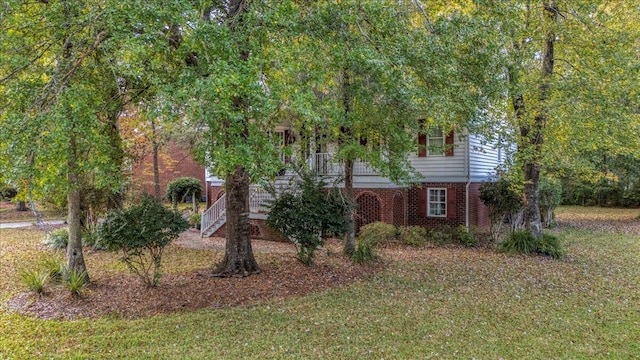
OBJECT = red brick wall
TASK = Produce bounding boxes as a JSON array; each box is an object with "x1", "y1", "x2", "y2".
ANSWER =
[
  {"x1": 131, "y1": 142, "x2": 205, "y2": 199},
  {"x1": 408, "y1": 183, "x2": 466, "y2": 230},
  {"x1": 353, "y1": 189, "x2": 407, "y2": 232},
  {"x1": 204, "y1": 182, "x2": 491, "y2": 239},
  {"x1": 468, "y1": 183, "x2": 490, "y2": 229}
]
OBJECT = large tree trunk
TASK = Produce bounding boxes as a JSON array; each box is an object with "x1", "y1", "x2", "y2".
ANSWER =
[
  {"x1": 522, "y1": 2, "x2": 557, "y2": 239},
  {"x1": 66, "y1": 133, "x2": 89, "y2": 282},
  {"x1": 213, "y1": 0, "x2": 260, "y2": 277},
  {"x1": 214, "y1": 166, "x2": 260, "y2": 276}
]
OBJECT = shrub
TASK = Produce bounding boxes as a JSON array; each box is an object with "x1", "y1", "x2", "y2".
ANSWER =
[
  {"x1": 166, "y1": 177, "x2": 202, "y2": 211},
  {"x1": 479, "y1": 179, "x2": 523, "y2": 242},
  {"x1": 397, "y1": 226, "x2": 427, "y2": 246},
  {"x1": 498, "y1": 230, "x2": 565, "y2": 259},
  {"x1": 43, "y1": 227, "x2": 105, "y2": 250},
  {"x1": 352, "y1": 222, "x2": 397, "y2": 263},
  {"x1": 0, "y1": 186, "x2": 18, "y2": 201},
  {"x1": 537, "y1": 233, "x2": 566, "y2": 259},
  {"x1": 358, "y1": 222, "x2": 396, "y2": 246},
  {"x1": 43, "y1": 228, "x2": 69, "y2": 250},
  {"x1": 429, "y1": 224, "x2": 453, "y2": 244},
  {"x1": 98, "y1": 194, "x2": 190, "y2": 286},
  {"x1": 267, "y1": 168, "x2": 349, "y2": 265},
  {"x1": 19, "y1": 269, "x2": 49, "y2": 295},
  {"x1": 454, "y1": 225, "x2": 479, "y2": 248},
  {"x1": 539, "y1": 178, "x2": 562, "y2": 228}
]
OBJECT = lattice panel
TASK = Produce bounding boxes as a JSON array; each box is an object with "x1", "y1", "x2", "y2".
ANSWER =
[{"x1": 355, "y1": 193, "x2": 381, "y2": 232}]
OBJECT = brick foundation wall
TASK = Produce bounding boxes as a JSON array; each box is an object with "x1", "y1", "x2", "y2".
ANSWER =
[
  {"x1": 408, "y1": 183, "x2": 466, "y2": 230},
  {"x1": 204, "y1": 182, "x2": 490, "y2": 239},
  {"x1": 468, "y1": 183, "x2": 490, "y2": 230}
]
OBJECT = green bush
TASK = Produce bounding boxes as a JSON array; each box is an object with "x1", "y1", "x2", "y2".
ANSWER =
[
  {"x1": 166, "y1": 177, "x2": 202, "y2": 210},
  {"x1": 539, "y1": 178, "x2": 562, "y2": 228},
  {"x1": 429, "y1": 224, "x2": 453, "y2": 244},
  {"x1": 537, "y1": 233, "x2": 566, "y2": 259},
  {"x1": 267, "y1": 168, "x2": 349, "y2": 265},
  {"x1": 498, "y1": 230, "x2": 565, "y2": 259},
  {"x1": 43, "y1": 228, "x2": 70, "y2": 250},
  {"x1": 479, "y1": 178, "x2": 523, "y2": 241},
  {"x1": 398, "y1": 226, "x2": 427, "y2": 246},
  {"x1": 98, "y1": 194, "x2": 190, "y2": 286},
  {"x1": 454, "y1": 225, "x2": 478, "y2": 248},
  {"x1": 358, "y1": 222, "x2": 396, "y2": 245},
  {"x1": 352, "y1": 222, "x2": 396, "y2": 263},
  {"x1": 0, "y1": 186, "x2": 17, "y2": 201},
  {"x1": 43, "y1": 227, "x2": 105, "y2": 250}
]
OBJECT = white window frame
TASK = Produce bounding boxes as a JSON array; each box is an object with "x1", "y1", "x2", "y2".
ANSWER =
[
  {"x1": 427, "y1": 188, "x2": 447, "y2": 217},
  {"x1": 427, "y1": 128, "x2": 445, "y2": 156}
]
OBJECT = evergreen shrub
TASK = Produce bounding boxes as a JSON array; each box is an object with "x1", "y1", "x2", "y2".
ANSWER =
[{"x1": 98, "y1": 194, "x2": 190, "y2": 286}]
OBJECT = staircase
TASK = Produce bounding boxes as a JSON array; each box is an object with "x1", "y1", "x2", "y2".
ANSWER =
[{"x1": 200, "y1": 187, "x2": 276, "y2": 237}]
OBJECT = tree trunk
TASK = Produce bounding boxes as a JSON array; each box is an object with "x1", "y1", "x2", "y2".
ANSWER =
[
  {"x1": 213, "y1": 0, "x2": 260, "y2": 277},
  {"x1": 522, "y1": 2, "x2": 557, "y2": 239},
  {"x1": 15, "y1": 201, "x2": 27, "y2": 211},
  {"x1": 343, "y1": 159, "x2": 356, "y2": 255},
  {"x1": 150, "y1": 119, "x2": 161, "y2": 201},
  {"x1": 66, "y1": 133, "x2": 89, "y2": 282},
  {"x1": 340, "y1": 66, "x2": 356, "y2": 255},
  {"x1": 214, "y1": 166, "x2": 260, "y2": 276}
]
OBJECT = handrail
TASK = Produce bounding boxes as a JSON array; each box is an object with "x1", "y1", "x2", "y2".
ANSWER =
[{"x1": 200, "y1": 194, "x2": 225, "y2": 236}]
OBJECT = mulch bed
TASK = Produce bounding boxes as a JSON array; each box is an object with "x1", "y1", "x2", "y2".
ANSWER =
[{"x1": 6, "y1": 237, "x2": 383, "y2": 320}]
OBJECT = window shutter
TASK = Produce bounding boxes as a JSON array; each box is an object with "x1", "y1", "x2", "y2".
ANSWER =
[
  {"x1": 417, "y1": 186, "x2": 426, "y2": 217},
  {"x1": 418, "y1": 119, "x2": 427, "y2": 157},
  {"x1": 445, "y1": 131, "x2": 454, "y2": 157},
  {"x1": 418, "y1": 134, "x2": 427, "y2": 157},
  {"x1": 446, "y1": 187, "x2": 457, "y2": 219}
]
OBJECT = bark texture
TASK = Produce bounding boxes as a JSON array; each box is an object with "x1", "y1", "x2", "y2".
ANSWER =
[
  {"x1": 66, "y1": 133, "x2": 89, "y2": 282},
  {"x1": 214, "y1": 166, "x2": 260, "y2": 276}
]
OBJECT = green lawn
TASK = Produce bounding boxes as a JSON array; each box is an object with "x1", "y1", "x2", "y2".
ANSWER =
[{"x1": 1, "y1": 207, "x2": 639, "y2": 359}]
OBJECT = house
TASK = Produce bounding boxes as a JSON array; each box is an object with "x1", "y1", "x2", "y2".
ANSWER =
[
  {"x1": 130, "y1": 141, "x2": 206, "y2": 199},
  {"x1": 201, "y1": 125, "x2": 508, "y2": 239}
]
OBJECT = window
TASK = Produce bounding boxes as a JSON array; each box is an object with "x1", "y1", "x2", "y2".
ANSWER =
[
  {"x1": 418, "y1": 123, "x2": 454, "y2": 157},
  {"x1": 427, "y1": 188, "x2": 446, "y2": 217},
  {"x1": 427, "y1": 128, "x2": 445, "y2": 156}
]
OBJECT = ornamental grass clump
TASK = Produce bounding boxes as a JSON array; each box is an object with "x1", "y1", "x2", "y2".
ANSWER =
[
  {"x1": 498, "y1": 230, "x2": 565, "y2": 259},
  {"x1": 98, "y1": 194, "x2": 190, "y2": 287}
]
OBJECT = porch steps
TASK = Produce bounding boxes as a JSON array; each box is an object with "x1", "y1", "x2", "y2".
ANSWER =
[{"x1": 200, "y1": 187, "x2": 276, "y2": 237}]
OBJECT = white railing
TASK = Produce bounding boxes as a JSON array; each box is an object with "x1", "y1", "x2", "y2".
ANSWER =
[
  {"x1": 201, "y1": 194, "x2": 226, "y2": 236},
  {"x1": 249, "y1": 187, "x2": 274, "y2": 214},
  {"x1": 308, "y1": 153, "x2": 377, "y2": 176}
]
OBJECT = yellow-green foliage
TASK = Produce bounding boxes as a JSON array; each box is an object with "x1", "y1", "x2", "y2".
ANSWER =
[{"x1": 398, "y1": 226, "x2": 427, "y2": 246}]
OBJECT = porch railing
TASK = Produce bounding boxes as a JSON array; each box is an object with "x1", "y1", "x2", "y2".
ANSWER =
[{"x1": 308, "y1": 152, "x2": 377, "y2": 176}]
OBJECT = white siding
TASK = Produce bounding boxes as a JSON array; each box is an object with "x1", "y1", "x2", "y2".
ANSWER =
[
  {"x1": 468, "y1": 134, "x2": 503, "y2": 182},
  {"x1": 409, "y1": 133, "x2": 467, "y2": 182}
]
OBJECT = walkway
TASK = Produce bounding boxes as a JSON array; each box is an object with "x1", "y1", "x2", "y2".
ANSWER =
[{"x1": 0, "y1": 220, "x2": 65, "y2": 229}]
